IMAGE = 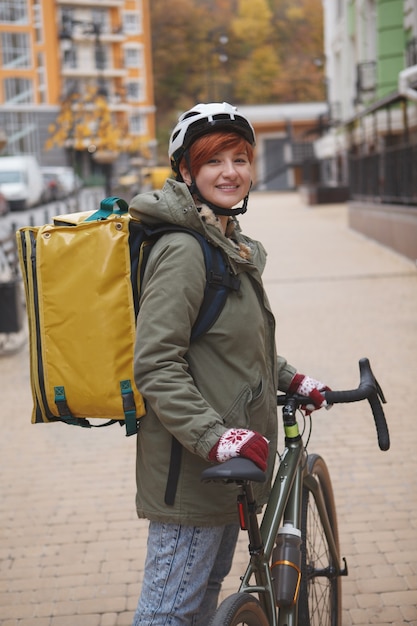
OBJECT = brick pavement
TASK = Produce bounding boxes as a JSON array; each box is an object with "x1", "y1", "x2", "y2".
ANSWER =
[{"x1": 0, "y1": 191, "x2": 416, "y2": 625}]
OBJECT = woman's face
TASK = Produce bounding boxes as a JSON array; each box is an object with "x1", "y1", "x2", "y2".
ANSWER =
[{"x1": 181, "y1": 146, "x2": 252, "y2": 210}]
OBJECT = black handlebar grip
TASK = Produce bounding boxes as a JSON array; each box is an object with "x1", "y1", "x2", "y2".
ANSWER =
[
  {"x1": 325, "y1": 387, "x2": 370, "y2": 404},
  {"x1": 323, "y1": 358, "x2": 390, "y2": 451},
  {"x1": 368, "y1": 393, "x2": 390, "y2": 451},
  {"x1": 359, "y1": 358, "x2": 390, "y2": 451}
]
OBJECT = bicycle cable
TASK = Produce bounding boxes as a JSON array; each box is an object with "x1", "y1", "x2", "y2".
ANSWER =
[{"x1": 300, "y1": 410, "x2": 312, "y2": 467}]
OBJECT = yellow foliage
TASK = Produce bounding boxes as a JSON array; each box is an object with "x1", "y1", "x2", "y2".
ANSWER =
[
  {"x1": 233, "y1": 0, "x2": 273, "y2": 44},
  {"x1": 45, "y1": 88, "x2": 143, "y2": 155},
  {"x1": 286, "y1": 6, "x2": 303, "y2": 21}
]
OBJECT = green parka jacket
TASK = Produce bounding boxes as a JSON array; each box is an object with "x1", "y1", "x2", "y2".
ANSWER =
[{"x1": 129, "y1": 179, "x2": 296, "y2": 526}]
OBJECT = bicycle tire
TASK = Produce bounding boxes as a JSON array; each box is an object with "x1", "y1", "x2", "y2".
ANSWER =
[
  {"x1": 208, "y1": 592, "x2": 269, "y2": 626},
  {"x1": 298, "y1": 454, "x2": 342, "y2": 626}
]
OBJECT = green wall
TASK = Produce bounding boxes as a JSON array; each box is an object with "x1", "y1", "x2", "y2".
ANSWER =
[{"x1": 377, "y1": 0, "x2": 405, "y2": 97}]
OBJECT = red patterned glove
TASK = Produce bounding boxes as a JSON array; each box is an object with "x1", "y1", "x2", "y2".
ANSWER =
[
  {"x1": 208, "y1": 428, "x2": 269, "y2": 472},
  {"x1": 288, "y1": 373, "x2": 331, "y2": 414}
]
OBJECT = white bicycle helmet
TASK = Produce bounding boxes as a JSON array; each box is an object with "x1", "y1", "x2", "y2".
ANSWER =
[
  {"x1": 168, "y1": 102, "x2": 256, "y2": 216},
  {"x1": 169, "y1": 102, "x2": 256, "y2": 177}
]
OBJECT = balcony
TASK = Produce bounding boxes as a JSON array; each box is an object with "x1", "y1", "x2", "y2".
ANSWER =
[
  {"x1": 56, "y1": 0, "x2": 124, "y2": 7},
  {"x1": 64, "y1": 26, "x2": 125, "y2": 43},
  {"x1": 60, "y1": 20, "x2": 126, "y2": 79},
  {"x1": 61, "y1": 65, "x2": 127, "y2": 79}
]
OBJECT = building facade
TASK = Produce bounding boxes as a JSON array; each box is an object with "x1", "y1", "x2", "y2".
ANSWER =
[
  {"x1": 239, "y1": 103, "x2": 328, "y2": 191},
  {"x1": 317, "y1": 0, "x2": 417, "y2": 184},
  {"x1": 307, "y1": 0, "x2": 417, "y2": 260},
  {"x1": 0, "y1": 0, "x2": 156, "y2": 182}
]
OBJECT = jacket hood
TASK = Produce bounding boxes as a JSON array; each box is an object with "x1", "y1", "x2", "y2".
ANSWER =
[{"x1": 129, "y1": 178, "x2": 206, "y2": 236}]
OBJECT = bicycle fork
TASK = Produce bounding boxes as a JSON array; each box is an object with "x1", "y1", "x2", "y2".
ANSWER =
[{"x1": 303, "y1": 472, "x2": 348, "y2": 580}]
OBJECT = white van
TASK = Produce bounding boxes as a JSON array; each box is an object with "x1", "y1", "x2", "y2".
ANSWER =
[{"x1": 0, "y1": 156, "x2": 44, "y2": 211}]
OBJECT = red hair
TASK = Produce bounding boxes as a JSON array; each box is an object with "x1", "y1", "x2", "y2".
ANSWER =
[{"x1": 187, "y1": 131, "x2": 254, "y2": 178}]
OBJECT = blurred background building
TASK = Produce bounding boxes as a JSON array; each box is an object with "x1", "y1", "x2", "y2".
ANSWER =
[
  {"x1": 304, "y1": 0, "x2": 417, "y2": 260},
  {"x1": 0, "y1": 0, "x2": 156, "y2": 186}
]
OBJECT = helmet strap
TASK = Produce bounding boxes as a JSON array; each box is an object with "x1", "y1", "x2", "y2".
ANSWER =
[{"x1": 188, "y1": 183, "x2": 249, "y2": 216}]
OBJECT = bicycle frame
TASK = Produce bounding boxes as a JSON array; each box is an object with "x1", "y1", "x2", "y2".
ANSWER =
[
  {"x1": 202, "y1": 358, "x2": 388, "y2": 626},
  {"x1": 237, "y1": 409, "x2": 343, "y2": 626}
]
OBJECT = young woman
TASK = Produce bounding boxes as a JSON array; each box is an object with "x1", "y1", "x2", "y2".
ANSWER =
[{"x1": 129, "y1": 102, "x2": 330, "y2": 625}]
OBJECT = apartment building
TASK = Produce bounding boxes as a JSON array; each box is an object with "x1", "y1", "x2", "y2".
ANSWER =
[
  {"x1": 0, "y1": 0, "x2": 156, "y2": 179},
  {"x1": 308, "y1": 0, "x2": 417, "y2": 260}
]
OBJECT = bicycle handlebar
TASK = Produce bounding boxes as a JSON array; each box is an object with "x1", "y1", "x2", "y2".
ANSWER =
[{"x1": 278, "y1": 358, "x2": 390, "y2": 451}]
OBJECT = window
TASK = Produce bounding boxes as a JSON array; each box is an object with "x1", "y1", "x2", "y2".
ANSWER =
[
  {"x1": 124, "y1": 46, "x2": 142, "y2": 68},
  {"x1": 37, "y1": 53, "x2": 46, "y2": 103},
  {"x1": 63, "y1": 78, "x2": 82, "y2": 99},
  {"x1": 0, "y1": 0, "x2": 28, "y2": 23},
  {"x1": 123, "y1": 11, "x2": 142, "y2": 35},
  {"x1": 91, "y1": 8, "x2": 109, "y2": 34},
  {"x1": 4, "y1": 78, "x2": 33, "y2": 104},
  {"x1": 33, "y1": 2, "x2": 44, "y2": 44},
  {"x1": 1, "y1": 32, "x2": 31, "y2": 68},
  {"x1": 60, "y1": 8, "x2": 75, "y2": 38},
  {"x1": 95, "y1": 43, "x2": 108, "y2": 70},
  {"x1": 63, "y1": 44, "x2": 78, "y2": 69},
  {"x1": 406, "y1": 37, "x2": 417, "y2": 67},
  {"x1": 130, "y1": 113, "x2": 146, "y2": 135},
  {"x1": 126, "y1": 80, "x2": 144, "y2": 101},
  {"x1": 357, "y1": 61, "x2": 377, "y2": 92},
  {"x1": 0, "y1": 110, "x2": 38, "y2": 154}
]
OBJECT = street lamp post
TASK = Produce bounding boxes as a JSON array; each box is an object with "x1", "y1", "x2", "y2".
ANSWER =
[{"x1": 206, "y1": 31, "x2": 229, "y2": 101}]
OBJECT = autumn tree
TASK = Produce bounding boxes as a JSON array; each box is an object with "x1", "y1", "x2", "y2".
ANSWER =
[
  {"x1": 231, "y1": 0, "x2": 281, "y2": 103},
  {"x1": 149, "y1": 0, "x2": 325, "y2": 158},
  {"x1": 46, "y1": 87, "x2": 146, "y2": 153},
  {"x1": 269, "y1": 0, "x2": 326, "y2": 101},
  {"x1": 46, "y1": 87, "x2": 147, "y2": 194},
  {"x1": 149, "y1": 0, "x2": 234, "y2": 154}
]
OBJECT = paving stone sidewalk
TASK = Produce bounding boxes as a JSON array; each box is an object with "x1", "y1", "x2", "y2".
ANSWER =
[{"x1": 0, "y1": 191, "x2": 416, "y2": 625}]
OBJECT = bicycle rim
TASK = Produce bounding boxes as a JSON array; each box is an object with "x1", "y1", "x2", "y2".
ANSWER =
[
  {"x1": 208, "y1": 592, "x2": 270, "y2": 626},
  {"x1": 298, "y1": 454, "x2": 342, "y2": 626}
]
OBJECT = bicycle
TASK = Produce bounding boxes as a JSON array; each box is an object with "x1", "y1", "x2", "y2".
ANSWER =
[{"x1": 201, "y1": 357, "x2": 389, "y2": 626}]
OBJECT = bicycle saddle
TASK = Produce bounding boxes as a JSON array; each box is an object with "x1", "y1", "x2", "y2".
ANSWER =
[{"x1": 201, "y1": 457, "x2": 266, "y2": 483}]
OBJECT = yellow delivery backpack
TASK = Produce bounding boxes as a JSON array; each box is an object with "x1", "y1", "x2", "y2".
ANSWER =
[{"x1": 16, "y1": 196, "x2": 239, "y2": 436}]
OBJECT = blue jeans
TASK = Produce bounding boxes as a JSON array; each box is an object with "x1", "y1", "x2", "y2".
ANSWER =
[{"x1": 132, "y1": 522, "x2": 240, "y2": 625}]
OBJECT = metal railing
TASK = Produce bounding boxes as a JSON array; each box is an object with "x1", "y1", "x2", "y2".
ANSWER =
[{"x1": 348, "y1": 142, "x2": 417, "y2": 205}]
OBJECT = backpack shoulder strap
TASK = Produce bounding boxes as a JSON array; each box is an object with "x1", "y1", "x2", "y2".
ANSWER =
[
  {"x1": 187, "y1": 230, "x2": 240, "y2": 340},
  {"x1": 138, "y1": 224, "x2": 240, "y2": 341}
]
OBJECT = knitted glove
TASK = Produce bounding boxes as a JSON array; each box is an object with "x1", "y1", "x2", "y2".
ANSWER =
[
  {"x1": 208, "y1": 428, "x2": 269, "y2": 472},
  {"x1": 288, "y1": 373, "x2": 331, "y2": 414}
]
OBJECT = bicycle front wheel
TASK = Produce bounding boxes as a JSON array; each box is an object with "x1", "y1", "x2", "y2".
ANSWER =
[
  {"x1": 209, "y1": 592, "x2": 270, "y2": 626},
  {"x1": 298, "y1": 454, "x2": 342, "y2": 626}
]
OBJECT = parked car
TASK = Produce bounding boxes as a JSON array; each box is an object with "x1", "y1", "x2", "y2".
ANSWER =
[
  {"x1": 0, "y1": 155, "x2": 44, "y2": 210},
  {"x1": 41, "y1": 167, "x2": 83, "y2": 197},
  {"x1": 0, "y1": 189, "x2": 9, "y2": 216},
  {"x1": 41, "y1": 171, "x2": 65, "y2": 202}
]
